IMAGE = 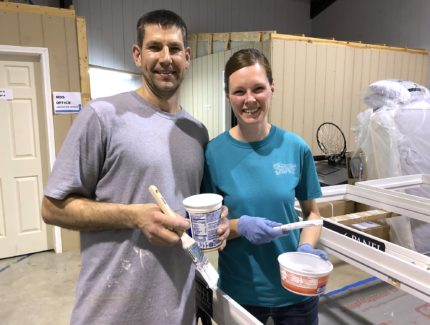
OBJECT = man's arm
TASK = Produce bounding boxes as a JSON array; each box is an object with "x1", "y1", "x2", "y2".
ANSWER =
[{"x1": 41, "y1": 196, "x2": 191, "y2": 246}]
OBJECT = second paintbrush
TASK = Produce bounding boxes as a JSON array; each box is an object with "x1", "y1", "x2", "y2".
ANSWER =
[{"x1": 148, "y1": 185, "x2": 219, "y2": 289}]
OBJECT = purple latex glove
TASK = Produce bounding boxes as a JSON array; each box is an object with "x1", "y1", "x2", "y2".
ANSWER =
[
  {"x1": 297, "y1": 243, "x2": 329, "y2": 260},
  {"x1": 237, "y1": 215, "x2": 283, "y2": 245}
]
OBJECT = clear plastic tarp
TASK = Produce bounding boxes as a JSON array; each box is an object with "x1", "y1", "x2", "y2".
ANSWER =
[{"x1": 352, "y1": 79, "x2": 430, "y2": 254}]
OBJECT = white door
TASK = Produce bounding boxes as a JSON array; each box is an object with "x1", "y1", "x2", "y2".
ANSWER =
[{"x1": 0, "y1": 53, "x2": 50, "y2": 258}]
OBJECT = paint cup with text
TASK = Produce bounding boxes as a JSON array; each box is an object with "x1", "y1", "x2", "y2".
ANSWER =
[{"x1": 183, "y1": 193, "x2": 223, "y2": 251}]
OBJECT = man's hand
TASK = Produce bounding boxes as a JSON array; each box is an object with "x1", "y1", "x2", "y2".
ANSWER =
[{"x1": 132, "y1": 204, "x2": 191, "y2": 246}]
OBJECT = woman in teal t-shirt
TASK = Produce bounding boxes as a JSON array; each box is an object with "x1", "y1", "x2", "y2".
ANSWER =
[{"x1": 202, "y1": 48, "x2": 327, "y2": 325}]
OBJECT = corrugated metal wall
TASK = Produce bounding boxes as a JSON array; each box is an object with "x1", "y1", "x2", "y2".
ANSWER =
[
  {"x1": 73, "y1": 0, "x2": 311, "y2": 73},
  {"x1": 181, "y1": 51, "x2": 228, "y2": 140}
]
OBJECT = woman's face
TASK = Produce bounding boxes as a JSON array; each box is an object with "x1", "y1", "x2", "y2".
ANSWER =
[{"x1": 227, "y1": 63, "x2": 274, "y2": 126}]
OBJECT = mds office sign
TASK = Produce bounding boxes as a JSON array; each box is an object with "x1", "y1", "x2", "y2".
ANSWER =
[{"x1": 53, "y1": 92, "x2": 82, "y2": 114}]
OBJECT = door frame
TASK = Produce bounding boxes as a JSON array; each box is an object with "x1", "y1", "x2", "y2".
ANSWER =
[{"x1": 0, "y1": 45, "x2": 62, "y2": 253}]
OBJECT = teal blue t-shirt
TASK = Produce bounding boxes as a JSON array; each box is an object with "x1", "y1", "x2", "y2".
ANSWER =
[{"x1": 202, "y1": 125, "x2": 322, "y2": 307}]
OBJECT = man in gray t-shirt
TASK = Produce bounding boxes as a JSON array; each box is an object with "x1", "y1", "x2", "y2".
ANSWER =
[{"x1": 41, "y1": 10, "x2": 229, "y2": 325}]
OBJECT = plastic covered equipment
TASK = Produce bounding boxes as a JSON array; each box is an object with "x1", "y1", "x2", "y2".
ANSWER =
[{"x1": 351, "y1": 79, "x2": 430, "y2": 254}]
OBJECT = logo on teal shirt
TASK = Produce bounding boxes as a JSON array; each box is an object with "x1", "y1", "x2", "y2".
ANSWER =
[{"x1": 273, "y1": 163, "x2": 296, "y2": 175}]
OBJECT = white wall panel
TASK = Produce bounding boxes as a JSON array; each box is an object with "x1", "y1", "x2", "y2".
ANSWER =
[
  {"x1": 183, "y1": 52, "x2": 214, "y2": 137},
  {"x1": 312, "y1": 43, "x2": 328, "y2": 152},
  {"x1": 270, "y1": 39, "x2": 285, "y2": 127},
  {"x1": 311, "y1": 0, "x2": 430, "y2": 87},
  {"x1": 323, "y1": 45, "x2": 337, "y2": 124},
  {"x1": 302, "y1": 42, "x2": 317, "y2": 152},
  {"x1": 340, "y1": 47, "x2": 355, "y2": 150},
  {"x1": 197, "y1": 35, "x2": 427, "y2": 154},
  {"x1": 282, "y1": 41, "x2": 296, "y2": 132},
  {"x1": 269, "y1": 36, "x2": 429, "y2": 154},
  {"x1": 332, "y1": 46, "x2": 346, "y2": 130}
]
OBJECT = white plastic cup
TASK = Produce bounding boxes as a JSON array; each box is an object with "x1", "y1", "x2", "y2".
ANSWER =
[{"x1": 183, "y1": 193, "x2": 223, "y2": 251}]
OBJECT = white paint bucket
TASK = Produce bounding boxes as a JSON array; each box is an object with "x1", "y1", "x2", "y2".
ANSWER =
[
  {"x1": 183, "y1": 193, "x2": 223, "y2": 251},
  {"x1": 277, "y1": 252, "x2": 333, "y2": 296}
]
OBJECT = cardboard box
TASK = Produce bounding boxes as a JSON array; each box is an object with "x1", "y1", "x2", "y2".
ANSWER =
[
  {"x1": 315, "y1": 200, "x2": 377, "y2": 218},
  {"x1": 348, "y1": 221, "x2": 390, "y2": 241},
  {"x1": 312, "y1": 200, "x2": 392, "y2": 241},
  {"x1": 316, "y1": 200, "x2": 355, "y2": 218},
  {"x1": 330, "y1": 209, "x2": 392, "y2": 223}
]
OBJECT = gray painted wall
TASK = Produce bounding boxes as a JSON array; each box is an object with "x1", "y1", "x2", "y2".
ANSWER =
[
  {"x1": 311, "y1": 0, "x2": 430, "y2": 86},
  {"x1": 73, "y1": 0, "x2": 311, "y2": 72},
  {"x1": 73, "y1": 0, "x2": 430, "y2": 83}
]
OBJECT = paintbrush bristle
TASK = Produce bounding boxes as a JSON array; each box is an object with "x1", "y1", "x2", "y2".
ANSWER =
[
  {"x1": 181, "y1": 233, "x2": 219, "y2": 289},
  {"x1": 185, "y1": 242, "x2": 204, "y2": 263},
  {"x1": 147, "y1": 185, "x2": 219, "y2": 289},
  {"x1": 197, "y1": 262, "x2": 219, "y2": 290}
]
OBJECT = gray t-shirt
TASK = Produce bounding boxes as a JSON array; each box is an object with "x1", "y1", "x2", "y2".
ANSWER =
[{"x1": 44, "y1": 91, "x2": 209, "y2": 324}]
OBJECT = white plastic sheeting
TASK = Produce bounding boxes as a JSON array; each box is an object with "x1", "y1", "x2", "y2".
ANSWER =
[{"x1": 352, "y1": 79, "x2": 430, "y2": 254}]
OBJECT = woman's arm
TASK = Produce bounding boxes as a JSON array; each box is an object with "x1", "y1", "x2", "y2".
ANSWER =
[{"x1": 298, "y1": 199, "x2": 323, "y2": 247}]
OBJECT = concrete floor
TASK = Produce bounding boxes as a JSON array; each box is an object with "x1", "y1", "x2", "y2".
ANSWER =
[
  {"x1": 0, "y1": 249, "x2": 369, "y2": 325},
  {"x1": 0, "y1": 250, "x2": 79, "y2": 325}
]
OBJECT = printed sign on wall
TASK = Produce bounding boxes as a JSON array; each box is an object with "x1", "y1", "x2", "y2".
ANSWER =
[
  {"x1": 53, "y1": 92, "x2": 82, "y2": 114},
  {"x1": 0, "y1": 88, "x2": 13, "y2": 100}
]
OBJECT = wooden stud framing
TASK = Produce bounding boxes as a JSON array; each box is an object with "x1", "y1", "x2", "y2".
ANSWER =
[
  {"x1": 188, "y1": 31, "x2": 276, "y2": 58},
  {"x1": 187, "y1": 33, "x2": 197, "y2": 59},
  {"x1": 197, "y1": 33, "x2": 213, "y2": 57},
  {"x1": 230, "y1": 31, "x2": 262, "y2": 42},
  {"x1": 212, "y1": 32, "x2": 230, "y2": 52},
  {"x1": 76, "y1": 16, "x2": 91, "y2": 105},
  {"x1": 271, "y1": 33, "x2": 428, "y2": 55}
]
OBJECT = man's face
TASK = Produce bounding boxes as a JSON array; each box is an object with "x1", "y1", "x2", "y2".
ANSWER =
[{"x1": 133, "y1": 24, "x2": 190, "y2": 100}]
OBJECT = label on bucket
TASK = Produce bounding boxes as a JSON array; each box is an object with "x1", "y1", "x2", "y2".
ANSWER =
[
  {"x1": 187, "y1": 207, "x2": 222, "y2": 251},
  {"x1": 280, "y1": 268, "x2": 329, "y2": 296}
]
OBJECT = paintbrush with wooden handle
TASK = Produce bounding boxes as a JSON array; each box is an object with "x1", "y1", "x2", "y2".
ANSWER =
[{"x1": 148, "y1": 185, "x2": 219, "y2": 289}]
